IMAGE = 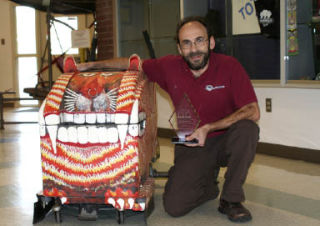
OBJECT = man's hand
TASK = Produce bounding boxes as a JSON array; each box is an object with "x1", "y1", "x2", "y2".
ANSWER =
[
  {"x1": 183, "y1": 102, "x2": 260, "y2": 147},
  {"x1": 185, "y1": 124, "x2": 210, "y2": 147}
]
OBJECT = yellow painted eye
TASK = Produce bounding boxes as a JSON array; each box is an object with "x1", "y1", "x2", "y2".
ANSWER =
[
  {"x1": 79, "y1": 73, "x2": 96, "y2": 77},
  {"x1": 100, "y1": 72, "x2": 114, "y2": 77}
]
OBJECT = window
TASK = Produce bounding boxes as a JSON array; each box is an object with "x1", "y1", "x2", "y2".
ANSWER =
[
  {"x1": 51, "y1": 16, "x2": 78, "y2": 55},
  {"x1": 15, "y1": 6, "x2": 38, "y2": 105}
]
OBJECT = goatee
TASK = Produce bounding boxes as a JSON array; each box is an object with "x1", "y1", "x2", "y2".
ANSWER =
[{"x1": 183, "y1": 49, "x2": 210, "y2": 71}]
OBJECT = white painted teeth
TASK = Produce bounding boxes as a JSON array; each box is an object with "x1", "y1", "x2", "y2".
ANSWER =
[
  {"x1": 74, "y1": 113, "x2": 85, "y2": 124},
  {"x1": 115, "y1": 113, "x2": 129, "y2": 148},
  {"x1": 108, "y1": 198, "x2": 115, "y2": 206},
  {"x1": 77, "y1": 126, "x2": 88, "y2": 144},
  {"x1": 97, "y1": 127, "x2": 120, "y2": 143},
  {"x1": 88, "y1": 126, "x2": 99, "y2": 143},
  {"x1": 43, "y1": 111, "x2": 147, "y2": 146},
  {"x1": 68, "y1": 126, "x2": 78, "y2": 143},
  {"x1": 86, "y1": 114, "x2": 96, "y2": 124},
  {"x1": 96, "y1": 113, "x2": 106, "y2": 123},
  {"x1": 128, "y1": 124, "x2": 139, "y2": 137},
  {"x1": 107, "y1": 127, "x2": 119, "y2": 143},
  {"x1": 115, "y1": 113, "x2": 129, "y2": 124},
  {"x1": 56, "y1": 126, "x2": 122, "y2": 144},
  {"x1": 47, "y1": 126, "x2": 58, "y2": 153},
  {"x1": 98, "y1": 127, "x2": 108, "y2": 143},
  {"x1": 117, "y1": 125, "x2": 128, "y2": 148},
  {"x1": 45, "y1": 114, "x2": 60, "y2": 125},
  {"x1": 57, "y1": 127, "x2": 68, "y2": 142},
  {"x1": 130, "y1": 100, "x2": 139, "y2": 124},
  {"x1": 128, "y1": 198, "x2": 134, "y2": 209},
  {"x1": 117, "y1": 199, "x2": 125, "y2": 211},
  {"x1": 63, "y1": 112, "x2": 74, "y2": 123},
  {"x1": 106, "y1": 114, "x2": 111, "y2": 123},
  {"x1": 39, "y1": 125, "x2": 46, "y2": 137}
]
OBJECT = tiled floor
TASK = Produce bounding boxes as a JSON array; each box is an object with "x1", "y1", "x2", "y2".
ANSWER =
[{"x1": 0, "y1": 107, "x2": 319, "y2": 226}]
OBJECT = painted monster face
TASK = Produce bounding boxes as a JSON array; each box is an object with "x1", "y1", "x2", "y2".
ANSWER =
[{"x1": 38, "y1": 56, "x2": 157, "y2": 211}]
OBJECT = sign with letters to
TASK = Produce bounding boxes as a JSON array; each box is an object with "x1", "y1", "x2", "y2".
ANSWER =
[{"x1": 232, "y1": 0, "x2": 261, "y2": 35}]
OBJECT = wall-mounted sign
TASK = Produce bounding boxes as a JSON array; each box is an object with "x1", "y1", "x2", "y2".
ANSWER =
[{"x1": 71, "y1": 29, "x2": 90, "y2": 48}]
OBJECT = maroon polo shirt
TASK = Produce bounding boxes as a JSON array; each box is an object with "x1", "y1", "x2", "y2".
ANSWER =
[{"x1": 142, "y1": 52, "x2": 258, "y2": 137}]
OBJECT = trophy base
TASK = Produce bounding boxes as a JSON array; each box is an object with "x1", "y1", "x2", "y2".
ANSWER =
[{"x1": 171, "y1": 137, "x2": 198, "y2": 144}]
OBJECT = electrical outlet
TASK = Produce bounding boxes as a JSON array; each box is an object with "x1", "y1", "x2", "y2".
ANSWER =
[{"x1": 266, "y1": 98, "x2": 272, "y2": 112}]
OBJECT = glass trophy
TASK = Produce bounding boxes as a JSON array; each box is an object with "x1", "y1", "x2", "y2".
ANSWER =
[{"x1": 169, "y1": 94, "x2": 200, "y2": 144}]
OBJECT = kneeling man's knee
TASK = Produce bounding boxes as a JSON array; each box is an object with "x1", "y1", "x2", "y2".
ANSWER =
[
  {"x1": 163, "y1": 193, "x2": 190, "y2": 217},
  {"x1": 233, "y1": 119, "x2": 259, "y2": 137}
]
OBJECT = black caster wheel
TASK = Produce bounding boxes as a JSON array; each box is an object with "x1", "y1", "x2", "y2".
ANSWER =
[
  {"x1": 116, "y1": 210, "x2": 125, "y2": 224},
  {"x1": 54, "y1": 210, "x2": 62, "y2": 223}
]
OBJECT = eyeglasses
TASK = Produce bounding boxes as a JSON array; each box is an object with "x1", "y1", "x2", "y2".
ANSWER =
[{"x1": 180, "y1": 37, "x2": 208, "y2": 50}]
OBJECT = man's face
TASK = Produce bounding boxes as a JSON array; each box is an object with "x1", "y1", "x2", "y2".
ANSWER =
[{"x1": 177, "y1": 21, "x2": 215, "y2": 71}]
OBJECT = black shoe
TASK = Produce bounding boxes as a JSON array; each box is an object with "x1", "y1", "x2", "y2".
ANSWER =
[{"x1": 218, "y1": 199, "x2": 252, "y2": 223}]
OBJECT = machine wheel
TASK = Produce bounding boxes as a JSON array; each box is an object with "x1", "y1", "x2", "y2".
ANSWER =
[
  {"x1": 54, "y1": 210, "x2": 62, "y2": 223},
  {"x1": 53, "y1": 198, "x2": 62, "y2": 223},
  {"x1": 116, "y1": 210, "x2": 125, "y2": 224}
]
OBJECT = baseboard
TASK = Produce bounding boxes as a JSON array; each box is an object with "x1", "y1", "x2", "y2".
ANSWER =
[
  {"x1": 157, "y1": 128, "x2": 320, "y2": 164},
  {"x1": 256, "y1": 142, "x2": 320, "y2": 164},
  {"x1": 3, "y1": 103, "x2": 14, "y2": 107}
]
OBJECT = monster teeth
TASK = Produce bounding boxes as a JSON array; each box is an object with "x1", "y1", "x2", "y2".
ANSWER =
[
  {"x1": 67, "y1": 126, "x2": 78, "y2": 143},
  {"x1": 39, "y1": 125, "x2": 46, "y2": 137},
  {"x1": 117, "y1": 198, "x2": 125, "y2": 211},
  {"x1": 51, "y1": 111, "x2": 146, "y2": 146},
  {"x1": 106, "y1": 114, "x2": 112, "y2": 123},
  {"x1": 56, "y1": 125, "x2": 121, "y2": 144},
  {"x1": 108, "y1": 198, "x2": 115, "y2": 206},
  {"x1": 107, "y1": 127, "x2": 119, "y2": 143},
  {"x1": 115, "y1": 113, "x2": 129, "y2": 124},
  {"x1": 128, "y1": 124, "x2": 139, "y2": 137},
  {"x1": 98, "y1": 127, "x2": 108, "y2": 143},
  {"x1": 86, "y1": 114, "x2": 96, "y2": 124},
  {"x1": 128, "y1": 198, "x2": 134, "y2": 209},
  {"x1": 74, "y1": 113, "x2": 85, "y2": 124},
  {"x1": 88, "y1": 126, "x2": 99, "y2": 143},
  {"x1": 45, "y1": 114, "x2": 60, "y2": 125},
  {"x1": 57, "y1": 127, "x2": 68, "y2": 142},
  {"x1": 130, "y1": 99, "x2": 139, "y2": 124},
  {"x1": 47, "y1": 125, "x2": 58, "y2": 153},
  {"x1": 140, "y1": 203, "x2": 145, "y2": 211},
  {"x1": 63, "y1": 112, "x2": 74, "y2": 123},
  {"x1": 111, "y1": 114, "x2": 115, "y2": 123},
  {"x1": 96, "y1": 113, "x2": 106, "y2": 123},
  {"x1": 117, "y1": 125, "x2": 128, "y2": 149},
  {"x1": 77, "y1": 126, "x2": 88, "y2": 144}
]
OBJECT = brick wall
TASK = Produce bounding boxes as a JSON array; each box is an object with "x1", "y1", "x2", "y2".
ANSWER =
[{"x1": 96, "y1": 0, "x2": 115, "y2": 60}]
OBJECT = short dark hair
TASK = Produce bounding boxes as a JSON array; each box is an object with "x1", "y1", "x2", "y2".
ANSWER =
[{"x1": 175, "y1": 16, "x2": 211, "y2": 44}]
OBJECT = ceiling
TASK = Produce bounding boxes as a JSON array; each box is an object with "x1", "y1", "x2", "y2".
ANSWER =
[{"x1": 10, "y1": 0, "x2": 96, "y2": 14}]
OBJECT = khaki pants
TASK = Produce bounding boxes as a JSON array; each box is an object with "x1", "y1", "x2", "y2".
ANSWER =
[{"x1": 163, "y1": 119, "x2": 259, "y2": 217}]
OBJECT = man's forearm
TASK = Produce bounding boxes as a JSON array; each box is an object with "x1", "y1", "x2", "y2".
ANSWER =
[
  {"x1": 204, "y1": 102, "x2": 260, "y2": 133},
  {"x1": 77, "y1": 58, "x2": 129, "y2": 71}
]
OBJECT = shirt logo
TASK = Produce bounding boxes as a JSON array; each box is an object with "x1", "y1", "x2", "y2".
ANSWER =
[{"x1": 205, "y1": 84, "x2": 225, "y2": 92}]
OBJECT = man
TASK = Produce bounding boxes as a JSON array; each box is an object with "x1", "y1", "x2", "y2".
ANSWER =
[{"x1": 77, "y1": 16, "x2": 260, "y2": 223}]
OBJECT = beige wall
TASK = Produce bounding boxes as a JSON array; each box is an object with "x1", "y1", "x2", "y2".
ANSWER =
[
  {"x1": 0, "y1": 0, "x2": 15, "y2": 92},
  {"x1": 0, "y1": 1, "x2": 94, "y2": 95}
]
